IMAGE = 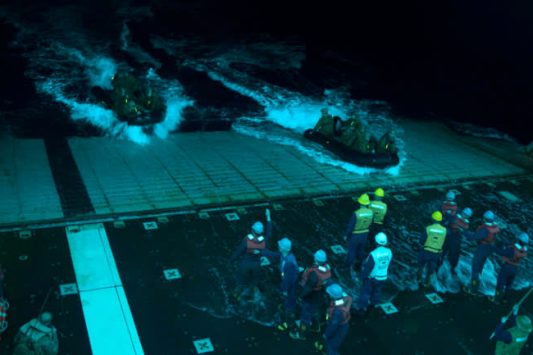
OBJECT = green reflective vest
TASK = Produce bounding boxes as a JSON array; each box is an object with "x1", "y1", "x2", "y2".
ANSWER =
[
  {"x1": 352, "y1": 208, "x2": 373, "y2": 234},
  {"x1": 369, "y1": 201, "x2": 387, "y2": 225},
  {"x1": 424, "y1": 224, "x2": 447, "y2": 253},
  {"x1": 495, "y1": 327, "x2": 530, "y2": 355}
]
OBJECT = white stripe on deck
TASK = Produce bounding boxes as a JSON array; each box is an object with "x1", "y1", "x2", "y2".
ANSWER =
[{"x1": 66, "y1": 224, "x2": 144, "y2": 355}]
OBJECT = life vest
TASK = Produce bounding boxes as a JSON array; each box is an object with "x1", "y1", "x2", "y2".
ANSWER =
[
  {"x1": 495, "y1": 326, "x2": 530, "y2": 355},
  {"x1": 441, "y1": 201, "x2": 457, "y2": 216},
  {"x1": 477, "y1": 223, "x2": 500, "y2": 245},
  {"x1": 327, "y1": 295, "x2": 352, "y2": 325},
  {"x1": 300, "y1": 264, "x2": 331, "y2": 291},
  {"x1": 352, "y1": 208, "x2": 373, "y2": 234},
  {"x1": 502, "y1": 245, "x2": 527, "y2": 266},
  {"x1": 245, "y1": 234, "x2": 265, "y2": 255},
  {"x1": 368, "y1": 246, "x2": 393, "y2": 281},
  {"x1": 0, "y1": 298, "x2": 8, "y2": 335},
  {"x1": 450, "y1": 214, "x2": 469, "y2": 235},
  {"x1": 424, "y1": 223, "x2": 447, "y2": 253},
  {"x1": 369, "y1": 201, "x2": 387, "y2": 225},
  {"x1": 18, "y1": 319, "x2": 57, "y2": 346}
]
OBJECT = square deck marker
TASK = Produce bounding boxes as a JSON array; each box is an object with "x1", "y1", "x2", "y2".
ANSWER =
[
  {"x1": 113, "y1": 221, "x2": 125, "y2": 229},
  {"x1": 163, "y1": 269, "x2": 182, "y2": 280},
  {"x1": 449, "y1": 189, "x2": 461, "y2": 196},
  {"x1": 198, "y1": 212, "x2": 210, "y2": 219},
  {"x1": 330, "y1": 245, "x2": 347, "y2": 255},
  {"x1": 225, "y1": 212, "x2": 240, "y2": 221},
  {"x1": 272, "y1": 203, "x2": 284, "y2": 211},
  {"x1": 59, "y1": 283, "x2": 78, "y2": 296},
  {"x1": 378, "y1": 302, "x2": 398, "y2": 314},
  {"x1": 19, "y1": 230, "x2": 32, "y2": 239},
  {"x1": 193, "y1": 338, "x2": 214, "y2": 354},
  {"x1": 312, "y1": 198, "x2": 325, "y2": 207},
  {"x1": 497, "y1": 191, "x2": 521, "y2": 203},
  {"x1": 425, "y1": 293, "x2": 444, "y2": 304},
  {"x1": 143, "y1": 222, "x2": 158, "y2": 230},
  {"x1": 393, "y1": 194, "x2": 407, "y2": 201},
  {"x1": 260, "y1": 257, "x2": 271, "y2": 267},
  {"x1": 236, "y1": 207, "x2": 247, "y2": 215},
  {"x1": 157, "y1": 216, "x2": 169, "y2": 224}
]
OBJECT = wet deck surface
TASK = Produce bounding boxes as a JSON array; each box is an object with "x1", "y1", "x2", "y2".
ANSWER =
[
  {"x1": 1, "y1": 177, "x2": 531, "y2": 354},
  {"x1": 0, "y1": 120, "x2": 529, "y2": 226}
]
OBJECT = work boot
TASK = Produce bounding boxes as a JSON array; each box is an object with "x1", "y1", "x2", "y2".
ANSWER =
[
  {"x1": 314, "y1": 341, "x2": 326, "y2": 354},
  {"x1": 289, "y1": 323, "x2": 307, "y2": 340}
]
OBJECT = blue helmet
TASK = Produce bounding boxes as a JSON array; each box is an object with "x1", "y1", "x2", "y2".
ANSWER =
[
  {"x1": 462, "y1": 207, "x2": 473, "y2": 218},
  {"x1": 277, "y1": 237, "x2": 292, "y2": 252},
  {"x1": 252, "y1": 221, "x2": 264, "y2": 234},
  {"x1": 314, "y1": 249, "x2": 327, "y2": 264},
  {"x1": 326, "y1": 284, "x2": 343, "y2": 299},
  {"x1": 446, "y1": 191, "x2": 456, "y2": 201},
  {"x1": 483, "y1": 210, "x2": 495, "y2": 222},
  {"x1": 518, "y1": 233, "x2": 529, "y2": 245}
]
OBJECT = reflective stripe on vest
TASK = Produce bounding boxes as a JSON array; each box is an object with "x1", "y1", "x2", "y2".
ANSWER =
[
  {"x1": 245, "y1": 234, "x2": 265, "y2": 254},
  {"x1": 368, "y1": 246, "x2": 392, "y2": 280},
  {"x1": 424, "y1": 224, "x2": 447, "y2": 253},
  {"x1": 300, "y1": 264, "x2": 331, "y2": 290},
  {"x1": 502, "y1": 245, "x2": 527, "y2": 266},
  {"x1": 477, "y1": 223, "x2": 500, "y2": 245},
  {"x1": 369, "y1": 201, "x2": 387, "y2": 225},
  {"x1": 327, "y1": 295, "x2": 352, "y2": 325},
  {"x1": 353, "y1": 208, "x2": 373, "y2": 234},
  {"x1": 441, "y1": 201, "x2": 457, "y2": 216},
  {"x1": 495, "y1": 326, "x2": 530, "y2": 355}
]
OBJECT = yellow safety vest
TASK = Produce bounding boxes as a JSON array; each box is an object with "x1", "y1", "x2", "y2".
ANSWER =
[
  {"x1": 495, "y1": 326, "x2": 530, "y2": 355},
  {"x1": 424, "y1": 223, "x2": 447, "y2": 253},
  {"x1": 352, "y1": 208, "x2": 373, "y2": 234},
  {"x1": 369, "y1": 201, "x2": 387, "y2": 225}
]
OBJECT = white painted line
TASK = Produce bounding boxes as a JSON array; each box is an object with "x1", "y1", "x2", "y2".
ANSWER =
[
  {"x1": 66, "y1": 224, "x2": 144, "y2": 355},
  {"x1": 497, "y1": 191, "x2": 521, "y2": 202},
  {"x1": 193, "y1": 338, "x2": 214, "y2": 354}
]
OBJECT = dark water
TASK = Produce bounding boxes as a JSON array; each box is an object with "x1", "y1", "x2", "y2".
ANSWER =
[{"x1": 1, "y1": 0, "x2": 532, "y2": 143}]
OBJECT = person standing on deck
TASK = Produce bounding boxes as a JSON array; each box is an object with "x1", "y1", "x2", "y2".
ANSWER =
[{"x1": 344, "y1": 194, "x2": 374, "y2": 271}]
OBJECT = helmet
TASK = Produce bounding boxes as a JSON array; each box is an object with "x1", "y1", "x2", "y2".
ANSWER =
[
  {"x1": 252, "y1": 221, "x2": 264, "y2": 234},
  {"x1": 432, "y1": 211, "x2": 443, "y2": 222},
  {"x1": 517, "y1": 315, "x2": 533, "y2": 333},
  {"x1": 517, "y1": 232, "x2": 529, "y2": 245},
  {"x1": 277, "y1": 238, "x2": 292, "y2": 252},
  {"x1": 357, "y1": 193, "x2": 370, "y2": 206},
  {"x1": 462, "y1": 208, "x2": 473, "y2": 218},
  {"x1": 326, "y1": 284, "x2": 343, "y2": 299},
  {"x1": 374, "y1": 188, "x2": 385, "y2": 198},
  {"x1": 39, "y1": 312, "x2": 53, "y2": 326},
  {"x1": 446, "y1": 191, "x2": 456, "y2": 201},
  {"x1": 314, "y1": 249, "x2": 327, "y2": 264},
  {"x1": 375, "y1": 232, "x2": 388, "y2": 245},
  {"x1": 483, "y1": 211, "x2": 495, "y2": 222}
]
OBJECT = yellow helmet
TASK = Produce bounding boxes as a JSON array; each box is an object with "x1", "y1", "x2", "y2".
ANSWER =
[
  {"x1": 374, "y1": 188, "x2": 385, "y2": 197},
  {"x1": 432, "y1": 211, "x2": 443, "y2": 222},
  {"x1": 357, "y1": 193, "x2": 370, "y2": 205}
]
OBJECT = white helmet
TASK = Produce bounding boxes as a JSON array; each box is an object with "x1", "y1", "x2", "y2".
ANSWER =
[{"x1": 375, "y1": 232, "x2": 388, "y2": 245}]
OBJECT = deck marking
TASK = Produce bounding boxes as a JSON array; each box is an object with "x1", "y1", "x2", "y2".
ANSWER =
[
  {"x1": 59, "y1": 283, "x2": 78, "y2": 296},
  {"x1": 425, "y1": 293, "x2": 444, "y2": 304},
  {"x1": 378, "y1": 302, "x2": 398, "y2": 314},
  {"x1": 193, "y1": 338, "x2": 214, "y2": 354}
]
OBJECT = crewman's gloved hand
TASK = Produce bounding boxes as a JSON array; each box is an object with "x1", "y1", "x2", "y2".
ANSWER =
[
  {"x1": 266, "y1": 208, "x2": 271, "y2": 221},
  {"x1": 501, "y1": 316, "x2": 508, "y2": 323},
  {"x1": 512, "y1": 304, "x2": 520, "y2": 316}
]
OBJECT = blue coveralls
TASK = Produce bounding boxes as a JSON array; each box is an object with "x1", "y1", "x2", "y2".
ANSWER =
[
  {"x1": 344, "y1": 211, "x2": 373, "y2": 268},
  {"x1": 469, "y1": 224, "x2": 499, "y2": 287},
  {"x1": 441, "y1": 214, "x2": 471, "y2": 271},
  {"x1": 230, "y1": 221, "x2": 272, "y2": 289},
  {"x1": 324, "y1": 301, "x2": 350, "y2": 355},
  {"x1": 261, "y1": 249, "x2": 299, "y2": 314},
  {"x1": 357, "y1": 255, "x2": 388, "y2": 310},
  {"x1": 299, "y1": 266, "x2": 331, "y2": 329},
  {"x1": 495, "y1": 245, "x2": 526, "y2": 297}
]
